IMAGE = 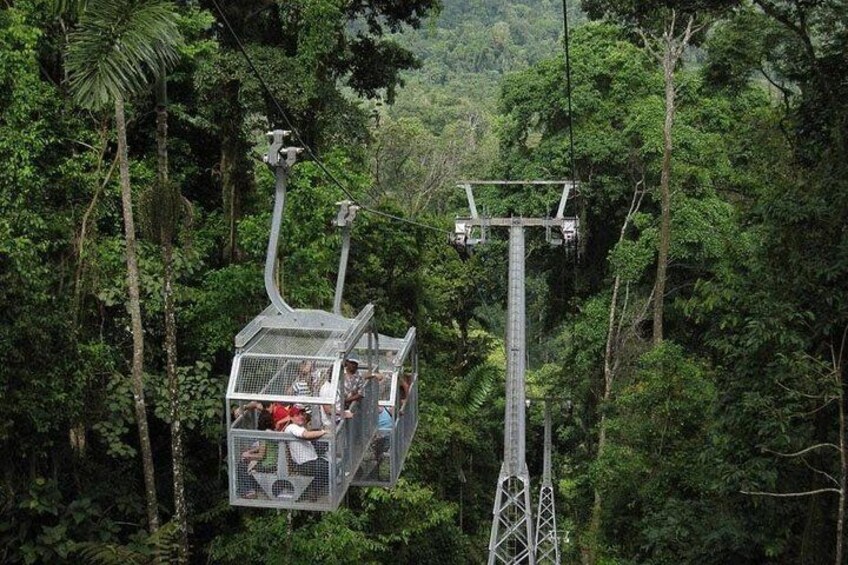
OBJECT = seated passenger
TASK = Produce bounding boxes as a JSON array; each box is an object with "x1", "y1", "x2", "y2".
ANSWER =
[
  {"x1": 236, "y1": 400, "x2": 290, "y2": 431},
  {"x1": 370, "y1": 368, "x2": 391, "y2": 401},
  {"x1": 236, "y1": 411, "x2": 275, "y2": 499},
  {"x1": 290, "y1": 359, "x2": 320, "y2": 397},
  {"x1": 283, "y1": 407, "x2": 330, "y2": 502},
  {"x1": 399, "y1": 372, "x2": 414, "y2": 414}
]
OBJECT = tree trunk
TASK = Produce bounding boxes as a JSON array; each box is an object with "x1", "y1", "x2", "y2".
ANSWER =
[
  {"x1": 221, "y1": 136, "x2": 238, "y2": 263},
  {"x1": 155, "y1": 71, "x2": 189, "y2": 563},
  {"x1": 653, "y1": 45, "x2": 675, "y2": 346},
  {"x1": 115, "y1": 95, "x2": 160, "y2": 534},
  {"x1": 164, "y1": 244, "x2": 188, "y2": 562},
  {"x1": 586, "y1": 414, "x2": 606, "y2": 565},
  {"x1": 586, "y1": 278, "x2": 619, "y2": 565},
  {"x1": 220, "y1": 81, "x2": 252, "y2": 263}
]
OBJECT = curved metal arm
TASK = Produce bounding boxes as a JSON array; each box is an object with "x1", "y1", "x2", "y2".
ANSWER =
[
  {"x1": 332, "y1": 200, "x2": 359, "y2": 315},
  {"x1": 263, "y1": 130, "x2": 301, "y2": 314}
]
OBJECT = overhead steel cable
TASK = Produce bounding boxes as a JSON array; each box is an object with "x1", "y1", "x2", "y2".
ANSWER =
[
  {"x1": 208, "y1": 0, "x2": 449, "y2": 236},
  {"x1": 561, "y1": 0, "x2": 578, "y2": 181}
]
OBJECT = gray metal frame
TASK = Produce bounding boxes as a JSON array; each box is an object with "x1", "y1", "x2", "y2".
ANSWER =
[
  {"x1": 263, "y1": 130, "x2": 301, "y2": 315},
  {"x1": 329, "y1": 199, "x2": 422, "y2": 489},
  {"x1": 488, "y1": 224, "x2": 535, "y2": 565},
  {"x1": 227, "y1": 307, "x2": 380, "y2": 511},
  {"x1": 333, "y1": 200, "x2": 359, "y2": 315}
]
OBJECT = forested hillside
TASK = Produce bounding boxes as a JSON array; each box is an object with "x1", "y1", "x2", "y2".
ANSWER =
[{"x1": 1, "y1": 0, "x2": 847, "y2": 564}]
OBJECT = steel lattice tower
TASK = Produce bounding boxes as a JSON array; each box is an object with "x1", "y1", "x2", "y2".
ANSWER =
[
  {"x1": 535, "y1": 400, "x2": 560, "y2": 564},
  {"x1": 453, "y1": 181, "x2": 578, "y2": 565}
]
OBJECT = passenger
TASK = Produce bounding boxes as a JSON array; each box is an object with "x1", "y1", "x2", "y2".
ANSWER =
[
  {"x1": 373, "y1": 405, "x2": 393, "y2": 463},
  {"x1": 290, "y1": 359, "x2": 318, "y2": 396},
  {"x1": 283, "y1": 406, "x2": 330, "y2": 502},
  {"x1": 399, "y1": 372, "x2": 414, "y2": 415},
  {"x1": 236, "y1": 411, "x2": 275, "y2": 499},
  {"x1": 378, "y1": 405, "x2": 393, "y2": 433},
  {"x1": 269, "y1": 403, "x2": 290, "y2": 430},
  {"x1": 371, "y1": 368, "x2": 390, "y2": 400},
  {"x1": 237, "y1": 400, "x2": 290, "y2": 431},
  {"x1": 343, "y1": 356, "x2": 364, "y2": 408}
]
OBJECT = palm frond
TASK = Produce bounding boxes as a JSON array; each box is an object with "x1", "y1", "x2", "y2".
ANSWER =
[
  {"x1": 66, "y1": 0, "x2": 182, "y2": 109},
  {"x1": 455, "y1": 362, "x2": 500, "y2": 419},
  {"x1": 74, "y1": 542, "x2": 150, "y2": 565},
  {"x1": 50, "y1": 0, "x2": 89, "y2": 17},
  {"x1": 149, "y1": 521, "x2": 182, "y2": 563},
  {"x1": 73, "y1": 521, "x2": 182, "y2": 565}
]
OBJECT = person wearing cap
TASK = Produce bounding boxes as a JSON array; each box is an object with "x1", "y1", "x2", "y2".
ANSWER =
[
  {"x1": 282, "y1": 407, "x2": 329, "y2": 502},
  {"x1": 343, "y1": 356, "x2": 364, "y2": 408}
]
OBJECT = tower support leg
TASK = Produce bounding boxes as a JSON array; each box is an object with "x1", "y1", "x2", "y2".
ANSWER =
[{"x1": 489, "y1": 463, "x2": 535, "y2": 565}]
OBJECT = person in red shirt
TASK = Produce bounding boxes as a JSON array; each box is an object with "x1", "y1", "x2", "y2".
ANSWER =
[{"x1": 238, "y1": 401, "x2": 291, "y2": 431}]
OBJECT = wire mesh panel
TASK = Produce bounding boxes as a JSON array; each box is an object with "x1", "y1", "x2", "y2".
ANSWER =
[
  {"x1": 229, "y1": 425, "x2": 336, "y2": 511},
  {"x1": 338, "y1": 377, "x2": 378, "y2": 490},
  {"x1": 397, "y1": 377, "x2": 419, "y2": 467},
  {"x1": 232, "y1": 355, "x2": 337, "y2": 398},
  {"x1": 353, "y1": 329, "x2": 419, "y2": 487},
  {"x1": 227, "y1": 305, "x2": 379, "y2": 511}
]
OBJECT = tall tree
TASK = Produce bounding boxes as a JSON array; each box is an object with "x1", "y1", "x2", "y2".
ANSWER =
[
  {"x1": 65, "y1": 0, "x2": 181, "y2": 535},
  {"x1": 582, "y1": 0, "x2": 732, "y2": 344},
  {"x1": 643, "y1": 11, "x2": 695, "y2": 345},
  {"x1": 152, "y1": 64, "x2": 189, "y2": 560}
]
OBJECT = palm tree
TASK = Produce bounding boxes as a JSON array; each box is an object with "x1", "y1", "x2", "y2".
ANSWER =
[{"x1": 65, "y1": 0, "x2": 181, "y2": 536}]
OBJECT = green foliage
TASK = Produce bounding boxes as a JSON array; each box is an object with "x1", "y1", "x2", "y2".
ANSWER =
[
  {"x1": 608, "y1": 218, "x2": 656, "y2": 283},
  {"x1": 581, "y1": 0, "x2": 734, "y2": 39},
  {"x1": 360, "y1": 480, "x2": 470, "y2": 563},
  {"x1": 150, "y1": 361, "x2": 224, "y2": 438},
  {"x1": 208, "y1": 510, "x2": 384, "y2": 564},
  {"x1": 4, "y1": 0, "x2": 848, "y2": 562},
  {"x1": 453, "y1": 348, "x2": 502, "y2": 419},
  {"x1": 1, "y1": 478, "x2": 123, "y2": 564},
  {"x1": 595, "y1": 343, "x2": 721, "y2": 562},
  {"x1": 75, "y1": 520, "x2": 184, "y2": 565},
  {"x1": 66, "y1": 0, "x2": 183, "y2": 109}
]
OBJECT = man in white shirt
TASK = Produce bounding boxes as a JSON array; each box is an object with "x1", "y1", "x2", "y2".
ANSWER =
[{"x1": 285, "y1": 407, "x2": 329, "y2": 501}]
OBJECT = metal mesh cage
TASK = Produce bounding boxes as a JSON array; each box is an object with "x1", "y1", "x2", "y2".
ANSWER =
[
  {"x1": 353, "y1": 328, "x2": 419, "y2": 487},
  {"x1": 227, "y1": 305, "x2": 379, "y2": 511}
]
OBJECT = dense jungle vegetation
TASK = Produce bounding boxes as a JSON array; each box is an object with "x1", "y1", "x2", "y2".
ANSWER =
[{"x1": 2, "y1": 0, "x2": 847, "y2": 563}]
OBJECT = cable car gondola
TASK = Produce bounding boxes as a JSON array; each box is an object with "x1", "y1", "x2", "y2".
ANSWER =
[
  {"x1": 226, "y1": 131, "x2": 380, "y2": 511},
  {"x1": 228, "y1": 305, "x2": 379, "y2": 511}
]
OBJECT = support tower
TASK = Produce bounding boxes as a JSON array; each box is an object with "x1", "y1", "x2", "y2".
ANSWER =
[
  {"x1": 454, "y1": 181, "x2": 578, "y2": 565},
  {"x1": 534, "y1": 400, "x2": 560, "y2": 564}
]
